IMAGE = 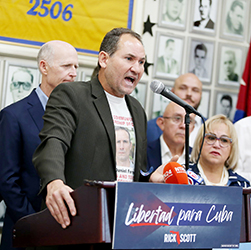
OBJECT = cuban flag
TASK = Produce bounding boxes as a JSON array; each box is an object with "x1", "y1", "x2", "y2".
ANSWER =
[{"x1": 233, "y1": 42, "x2": 251, "y2": 123}]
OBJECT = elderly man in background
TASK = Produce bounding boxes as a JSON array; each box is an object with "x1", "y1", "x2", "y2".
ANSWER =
[
  {"x1": 0, "y1": 40, "x2": 78, "y2": 250},
  {"x1": 147, "y1": 102, "x2": 195, "y2": 171}
]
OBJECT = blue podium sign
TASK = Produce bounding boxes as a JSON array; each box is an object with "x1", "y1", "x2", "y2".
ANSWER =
[{"x1": 112, "y1": 183, "x2": 243, "y2": 249}]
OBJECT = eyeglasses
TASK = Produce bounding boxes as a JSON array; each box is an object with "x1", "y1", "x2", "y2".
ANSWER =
[
  {"x1": 204, "y1": 133, "x2": 232, "y2": 148},
  {"x1": 162, "y1": 116, "x2": 195, "y2": 125},
  {"x1": 11, "y1": 81, "x2": 32, "y2": 91}
]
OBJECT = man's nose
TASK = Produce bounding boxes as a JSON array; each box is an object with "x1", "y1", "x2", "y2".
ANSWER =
[
  {"x1": 18, "y1": 85, "x2": 24, "y2": 93},
  {"x1": 131, "y1": 62, "x2": 143, "y2": 74},
  {"x1": 69, "y1": 66, "x2": 77, "y2": 78}
]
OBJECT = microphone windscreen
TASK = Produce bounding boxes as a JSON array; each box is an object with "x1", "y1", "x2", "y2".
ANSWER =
[
  {"x1": 163, "y1": 162, "x2": 189, "y2": 184},
  {"x1": 187, "y1": 170, "x2": 204, "y2": 185},
  {"x1": 150, "y1": 80, "x2": 165, "y2": 94}
]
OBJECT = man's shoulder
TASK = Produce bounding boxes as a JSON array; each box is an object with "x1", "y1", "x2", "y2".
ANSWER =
[
  {"x1": 194, "y1": 20, "x2": 201, "y2": 26},
  {"x1": 147, "y1": 137, "x2": 160, "y2": 149},
  {"x1": 1, "y1": 89, "x2": 38, "y2": 114},
  {"x1": 206, "y1": 19, "x2": 214, "y2": 29}
]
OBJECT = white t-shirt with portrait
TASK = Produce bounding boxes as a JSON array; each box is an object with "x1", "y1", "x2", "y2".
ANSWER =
[{"x1": 105, "y1": 92, "x2": 136, "y2": 182}]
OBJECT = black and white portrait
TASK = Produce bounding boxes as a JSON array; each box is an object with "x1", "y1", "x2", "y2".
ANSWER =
[
  {"x1": 198, "y1": 89, "x2": 210, "y2": 118},
  {"x1": 188, "y1": 39, "x2": 214, "y2": 83},
  {"x1": 214, "y1": 91, "x2": 237, "y2": 121},
  {"x1": 221, "y1": 0, "x2": 247, "y2": 41},
  {"x1": 130, "y1": 82, "x2": 147, "y2": 108},
  {"x1": 192, "y1": 0, "x2": 218, "y2": 34},
  {"x1": 158, "y1": 0, "x2": 187, "y2": 30},
  {"x1": 154, "y1": 33, "x2": 184, "y2": 79},
  {"x1": 218, "y1": 45, "x2": 244, "y2": 86},
  {"x1": 151, "y1": 85, "x2": 172, "y2": 118},
  {"x1": 2, "y1": 62, "x2": 39, "y2": 108}
]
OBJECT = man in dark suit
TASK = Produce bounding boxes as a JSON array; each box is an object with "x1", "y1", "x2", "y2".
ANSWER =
[
  {"x1": 32, "y1": 28, "x2": 148, "y2": 244},
  {"x1": 147, "y1": 102, "x2": 195, "y2": 171},
  {"x1": 0, "y1": 40, "x2": 78, "y2": 250},
  {"x1": 194, "y1": 0, "x2": 214, "y2": 29},
  {"x1": 156, "y1": 38, "x2": 179, "y2": 75}
]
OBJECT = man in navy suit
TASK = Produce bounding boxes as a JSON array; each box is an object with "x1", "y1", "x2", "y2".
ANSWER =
[
  {"x1": 147, "y1": 102, "x2": 195, "y2": 171},
  {"x1": 0, "y1": 40, "x2": 78, "y2": 250}
]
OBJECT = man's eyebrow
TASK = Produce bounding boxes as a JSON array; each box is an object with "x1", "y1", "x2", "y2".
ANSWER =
[{"x1": 127, "y1": 53, "x2": 146, "y2": 60}]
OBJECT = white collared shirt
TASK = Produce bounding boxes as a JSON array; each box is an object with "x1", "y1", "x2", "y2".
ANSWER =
[{"x1": 160, "y1": 134, "x2": 186, "y2": 166}]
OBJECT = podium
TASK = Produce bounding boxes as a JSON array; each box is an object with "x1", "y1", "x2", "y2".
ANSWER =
[
  {"x1": 241, "y1": 187, "x2": 251, "y2": 242},
  {"x1": 12, "y1": 182, "x2": 249, "y2": 249},
  {"x1": 13, "y1": 181, "x2": 116, "y2": 247}
]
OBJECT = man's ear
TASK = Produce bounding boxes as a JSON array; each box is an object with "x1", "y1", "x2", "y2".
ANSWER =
[
  {"x1": 39, "y1": 60, "x2": 47, "y2": 75},
  {"x1": 156, "y1": 117, "x2": 164, "y2": 131},
  {"x1": 98, "y1": 51, "x2": 109, "y2": 69}
]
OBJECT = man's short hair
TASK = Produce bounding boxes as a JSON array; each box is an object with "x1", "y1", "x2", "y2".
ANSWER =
[
  {"x1": 230, "y1": 0, "x2": 244, "y2": 11},
  {"x1": 165, "y1": 39, "x2": 175, "y2": 48},
  {"x1": 115, "y1": 126, "x2": 131, "y2": 141},
  {"x1": 194, "y1": 43, "x2": 207, "y2": 56},
  {"x1": 99, "y1": 28, "x2": 142, "y2": 62},
  {"x1": 37, "y1": 43, "x2": 55, "y2": 69},
  {"x1": 200, "y1": 0, "x2": 212, "y2": 5},
  {"x1": 221, "y1": 94, "x2": 233, "y2": 108},
  {"x1": 11, "y1": 68, "x2": 34, "y2": 84}
]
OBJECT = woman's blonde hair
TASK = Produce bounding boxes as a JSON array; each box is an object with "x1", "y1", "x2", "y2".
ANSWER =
[{"x1": 190, "y1": 114, "x2": 239, "y2": 170}]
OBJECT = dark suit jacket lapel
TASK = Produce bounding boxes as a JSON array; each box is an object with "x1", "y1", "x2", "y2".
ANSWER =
[
  {"x1": 27, "y1": 89, "x2": 44, "y2": 132},
  {"x1": 91, "y1": 78, "x2": 116, "y2": 160}
]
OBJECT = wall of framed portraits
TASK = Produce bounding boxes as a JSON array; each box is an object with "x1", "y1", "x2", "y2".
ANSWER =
[
  {"x1": 141, "y1": 0, "x2": 251, "y2": 122},
  {"x1": 0, "y1": 0, "x2": 250, "y2": 119},
  {"x1": 0, "y1": 0, "x2": 250, "y2": 237}
]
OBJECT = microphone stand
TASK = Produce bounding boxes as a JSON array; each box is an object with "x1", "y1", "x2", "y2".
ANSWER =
[{"x1": 184, "y1": 112, "x2": 191, "y2": 171}]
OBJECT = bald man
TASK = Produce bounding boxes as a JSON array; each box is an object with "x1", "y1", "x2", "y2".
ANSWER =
[
  {"x1": 147, "y1": 73, "x2": 203, "y2": 147},
  {"x1": 0, "y1": 40, "x2": 78, "y2": 250},
  {"x1": 147, "y1": 102, "x2": 195, "y2": 171}
]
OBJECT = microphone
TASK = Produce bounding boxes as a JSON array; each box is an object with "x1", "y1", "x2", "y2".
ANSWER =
[
  {"x1": 163, "y1": 162, "x2": 189, "y2": 184},
  {"x1": 186, "y1": 170, "x2": 204, "y2": 185},
  {"x1": 150, "y1": 80, "x2": 201, "y2": 116}
]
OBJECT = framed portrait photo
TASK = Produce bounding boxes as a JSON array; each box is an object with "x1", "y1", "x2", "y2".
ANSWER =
[
  {"x1": 79, "y1": 66, "x2": 98, "y2": 82},
  {"x1": 187, "y1": 38, "x2": 215, "y2": 84},
  {"x1": 0, "y1": 201, "x2": 6, "y2": 229},
  {"x1": 130, "y1": 81, "x2": 148, "y2": 108},
  {"x1": 1, "y1": 60, "x2": 40, "y2": 108},
  {"x1": 151, "y1": 83, "x2": 173, "y2": 119},
  {"x1": 217, "y1": 43, "x2": 246, "y2": 88},
  {"x1": 220, "y1": 0, "x2": 249, "y2": 42},
  {"x1": 214, "y1": 90, "x2": 238, "y2": 122},
  {"x1": 80, "y1": 71, "x2": 92, "y2": 82},
  {"x1": 158, "y1": 0, "x2": 188, "y2": 31},
  {"x1": 153, "y1": 32, "x2": 184, "y2": 80},
  {"x1": 198, "y1": 89, "x2": 211, "y2": 118},
  {"x1": 191, "y1": 0, "x2": 218, "y2": 36}
]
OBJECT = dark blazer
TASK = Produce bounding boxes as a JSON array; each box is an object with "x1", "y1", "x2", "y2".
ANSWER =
[
  {"x1": 147, "y1": 137, "x2": 192, "y2": 171},
  {"x1": 0, "y1": 89, "x2": 44, "y2": 250},
  {"x1": 147, "y1": 117, "x2": 162, "y2": 143},
  {"x1": 33, "y1": 77, "x2": 148, "y2": 196},
  {"x1": 194, "y1": 19, "x2": 214, "y2": 29}
]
